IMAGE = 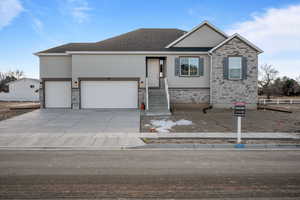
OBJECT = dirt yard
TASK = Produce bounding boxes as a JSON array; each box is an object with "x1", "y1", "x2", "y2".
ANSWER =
[
  {"x1": 141, "y1": 106, "x2": 300, "y2": 133},
  {"x1": 0, "y1": 102, "x2": 40, "y2": 121}
]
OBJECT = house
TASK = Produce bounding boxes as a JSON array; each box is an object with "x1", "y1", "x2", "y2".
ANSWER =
[
  {"x1": 35, "y1": 21, "x2": 263, "y2": 113},
  {"x1": 0, "y1": 78, "x2": 40, "y2": 102}
]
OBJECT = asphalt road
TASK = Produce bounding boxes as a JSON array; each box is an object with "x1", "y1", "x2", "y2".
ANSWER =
[{"x1": 0, "y1": 150, "x2": 300, "y2": 199}]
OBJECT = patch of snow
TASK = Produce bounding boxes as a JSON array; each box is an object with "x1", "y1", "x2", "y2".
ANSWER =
[
  {"x1": 176, "y1": 119, "x2": 193, "y2": 126},
  {"x1": 150, "y1": 119, "x2": 193, "y2": 133}
]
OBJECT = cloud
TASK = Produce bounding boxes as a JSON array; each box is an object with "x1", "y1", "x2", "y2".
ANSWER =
[
  {"x1": 227, "y1": 4, "x2": 300, "y2": 78},
  {"x1": 65, "y1": 0, "x2": 92, "y2": 23},
  {"x1": 187, "y1": 7, "x2": 215, "y2": 22},
  {"x1": 0, "y1": 0, "x2": 23, "y2": 29},
  {"x1": 32, "y1": 17, "x2": 43, "y2": 34}
]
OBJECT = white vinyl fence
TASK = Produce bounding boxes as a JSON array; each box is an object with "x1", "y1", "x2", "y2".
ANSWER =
[{"x1": 258, "y1": 99, "x2": 300, "y2": 105}]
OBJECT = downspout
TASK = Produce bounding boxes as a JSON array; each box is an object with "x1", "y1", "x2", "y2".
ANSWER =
[{"x1": 208, "y1": 52, "x2": 213, "y2": 105}]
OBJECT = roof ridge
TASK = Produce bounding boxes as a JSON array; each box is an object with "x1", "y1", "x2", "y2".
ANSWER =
[{"x1": 95, "y1": 28, "x2": 142, "y2": 43}]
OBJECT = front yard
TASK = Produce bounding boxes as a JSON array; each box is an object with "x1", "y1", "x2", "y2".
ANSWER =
[
  {"x1": 141, "y1": 106, "x2": 300, "y2": 133},
  {"x1": 0, "y1": 102, "x2": 40, "y2": 121}
]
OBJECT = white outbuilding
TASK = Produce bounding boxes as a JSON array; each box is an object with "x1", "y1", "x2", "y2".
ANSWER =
[{"x1": 0, "y1": 78, "x2": 40, "y2": 102}]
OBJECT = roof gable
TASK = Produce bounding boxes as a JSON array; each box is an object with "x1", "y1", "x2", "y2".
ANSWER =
[
  {"x1": 166, "y1": 21, "x2": 228, "y2": 48},
  {"x1": 209, "y1": 33, "x2": 263, "y2": 53}
]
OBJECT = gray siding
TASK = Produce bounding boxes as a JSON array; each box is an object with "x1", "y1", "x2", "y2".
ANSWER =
[
  {"x1": 40, "y1": 56, "x2": 72, "y2": 78},
  {"x1": 71, "y1": 55, "x2": 146, "y2": 87},
  {"x1": 166, "y1": 54, "x2": 210, "y2": 88},
  {"x1": 174, "y1": 25, "x2": 226, "y2": 47},
  {"x1": 71, "y1": 54, "x2": 210, "y2": 88}
]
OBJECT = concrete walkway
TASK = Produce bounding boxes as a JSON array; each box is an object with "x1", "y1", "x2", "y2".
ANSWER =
[
  {"x1": 0, "y1": 131, "x2": 299, "y2": 150},
  {"x1": 0, "y1": 133, "x2": 145, "y2": 150},
  {"x1": 140, "y1": 132, "x2": 300, "y2": 139}
]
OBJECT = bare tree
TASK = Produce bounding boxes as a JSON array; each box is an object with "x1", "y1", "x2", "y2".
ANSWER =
[
  {"x1": 258, "y1": 64, "x2": 278, "y2": 99},
  {"x1": 7, "y1": 70, "x2": 24, "y2": 80},
  {"x1": 0, "y1": 70, "x2": 25, "y2": 92},
  {"x1": 296, "y1": 76, "x2": 300, "y2": 84},
  {"x1": 0, "y1": 72, "x2": 6, "y2": 82}
]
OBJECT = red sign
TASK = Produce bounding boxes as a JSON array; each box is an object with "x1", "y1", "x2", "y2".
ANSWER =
[{"x1": 234, "y1": 102, "x2": 246, "y2": 106}]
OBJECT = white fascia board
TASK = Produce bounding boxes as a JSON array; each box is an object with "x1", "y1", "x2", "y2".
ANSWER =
[
  {"x1": 165, "y1": 20, "x2": 229, "y2": 48},
  {"x1": 209, "y1": 33, "x2": 263, "y2": 54},
  {"x1": 34, "y1": 53, "x2": 69, "y2": 56},
  {"x1": 66, "y1": 51, "x2": 209, "y2": 55}
]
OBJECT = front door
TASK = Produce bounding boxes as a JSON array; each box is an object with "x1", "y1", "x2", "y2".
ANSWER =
[{"x1": 147, "y1": 58, "x2": 160, "y2": 88}]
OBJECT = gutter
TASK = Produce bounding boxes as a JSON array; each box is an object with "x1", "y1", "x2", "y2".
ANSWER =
[
  {"x1": 208, "y1": 52, "x2": 213, "y2": 105},
  {"x1": 34, "y1": 51, "x2": 210, "y2": 56}
]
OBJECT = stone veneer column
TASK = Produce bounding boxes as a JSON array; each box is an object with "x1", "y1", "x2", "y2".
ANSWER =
[
  {"x1": 138, "y1": 88, "x2": 145, "y2": 108},
  {"x1": 72, "y1": 88, "x2": 80, "y2": 109},
  {"x1": 39, "y1": 88, "x2": 44, "y2": 108},
  {"x1": 211, "y1": 37, "x2": 258, "y2": 109}
]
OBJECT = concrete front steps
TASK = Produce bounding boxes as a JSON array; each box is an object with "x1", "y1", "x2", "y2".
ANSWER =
[{"x1": 145, "y1": 89, "x2": 171, "y2": 116}]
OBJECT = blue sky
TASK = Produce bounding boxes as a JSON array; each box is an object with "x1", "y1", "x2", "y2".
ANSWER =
[{"x1": 0, "y1": 0, "x2": 300, "y2": 79}]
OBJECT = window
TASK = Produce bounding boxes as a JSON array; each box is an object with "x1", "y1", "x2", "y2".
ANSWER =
[
  {"x1": 228, "y1": 57, "x2": 242, "y2": 79},
  {"x1": 180, "y1": 57, "x2": 199, "y2": 76},
  {"x1": 30, "y1": 85, "x2": 35, "y2": 88}
]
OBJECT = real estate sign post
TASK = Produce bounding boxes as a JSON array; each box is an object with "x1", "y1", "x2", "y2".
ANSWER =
[{"x1": 234, "y1": 102, "x2": 246, "y2": 144}]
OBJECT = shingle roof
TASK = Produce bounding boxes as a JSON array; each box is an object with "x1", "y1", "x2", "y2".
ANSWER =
[{"x1": 37, "y1": 28, "x2": 211, "y2": 53}]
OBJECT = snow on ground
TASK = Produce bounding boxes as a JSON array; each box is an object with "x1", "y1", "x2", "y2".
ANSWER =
[{"x1": 150, "y1": 119, "x2": 193, "y2": 133}]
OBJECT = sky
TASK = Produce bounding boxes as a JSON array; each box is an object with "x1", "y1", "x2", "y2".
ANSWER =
[{"x1": 0, "y1": 0, "x2": 300, "y2": 79}]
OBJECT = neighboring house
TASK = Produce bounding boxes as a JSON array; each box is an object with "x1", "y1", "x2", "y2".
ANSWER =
[
  {"x1": 35, "y1": 21, "x2": 263, "y2": 112},
  {"x1": 0, "y1": 78, "x2": 40, "y2": 102}
]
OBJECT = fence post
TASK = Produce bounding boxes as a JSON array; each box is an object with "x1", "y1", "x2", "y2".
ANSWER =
[
  {"x1": 277, "y1": 99, "x2": 279, "y2": 104},
  {"x1": 290, "y1": 99, "x2": 293, "y2": 104},
  {"x1": 264, "y1": 99, "x2": 266, "y2": 105}
]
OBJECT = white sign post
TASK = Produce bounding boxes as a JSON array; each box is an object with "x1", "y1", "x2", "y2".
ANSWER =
[
  {"x1": 237, "y1": 116, "x2": 242, "y2": 144},
  {"x1": 234, "y1": 102, "x2": 246, "y2": 144}
]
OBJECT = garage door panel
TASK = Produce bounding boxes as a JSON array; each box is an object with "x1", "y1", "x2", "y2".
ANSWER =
[
  {"x1": 45, "y1": 81, "x2": 71, "y2": 108},
  {"x1": 81, "y1": 81, "x2": 138, "y2": 109}
]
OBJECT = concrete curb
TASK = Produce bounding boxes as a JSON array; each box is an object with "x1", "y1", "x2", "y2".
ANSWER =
[
  {"x1": 130, "y1": 143, "x2": 300, "y2": 150},
  {"x1": 139, "y1": 132, "x2": 300, "y2": 140},
  {"x1": 0, "y1": 146, "x2": 134, "y2": 151},
  {"x1": 140, "y1": 137, "x2": 300, "y2": 141},
  {"x1": 2, "y1": 144, "x2": 299, "y2": 150}
]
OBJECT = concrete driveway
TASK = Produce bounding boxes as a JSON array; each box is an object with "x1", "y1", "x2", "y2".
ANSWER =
[
  {"x1": 0, "y1": 109, "x2": 144, "y2": 149},
  {"x1": 0, "y1": 109, "x2": 140, "y2": 134}
]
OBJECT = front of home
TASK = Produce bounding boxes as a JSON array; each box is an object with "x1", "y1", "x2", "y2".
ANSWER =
[{"x1": 35, "y1": 21, "x2": 262, "y2": 112}]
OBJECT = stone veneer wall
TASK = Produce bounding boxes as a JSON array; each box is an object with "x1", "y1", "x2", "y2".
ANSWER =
[
  {"x1": 169, "y1": 88, "x2": 210, "y2": 104},
  {"x1": 139, "y1": 88, "x2": 145, "y2": 107},
  {"x1": 72, "y1": 88, "x2": 80, "y2": 109},
  {"x1": 211, "y1": 37, "x2": 258, "y2": 109},
  {"x1": 39, "y1": 88, "x2": 44, "y2": 108}
]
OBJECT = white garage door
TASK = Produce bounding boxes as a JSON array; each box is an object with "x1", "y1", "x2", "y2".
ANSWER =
[
  {"x1": 81, "y1": 81, "x2": 138, "y2": 109},
  {"x1": 45, "y1": 81, "x2": 71, "y2": 108}
]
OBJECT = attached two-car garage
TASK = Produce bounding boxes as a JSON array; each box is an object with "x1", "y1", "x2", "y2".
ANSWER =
[
  {"x1": 44, "y1": 79, "x2": 138, "y2": 109},
  {"x1": 80, "y1": 80, "x2": 138, "y2": 109}
]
